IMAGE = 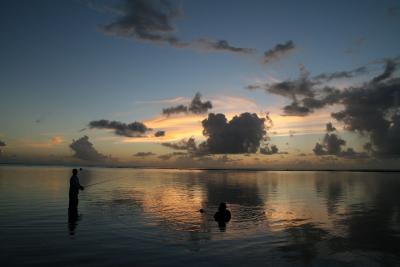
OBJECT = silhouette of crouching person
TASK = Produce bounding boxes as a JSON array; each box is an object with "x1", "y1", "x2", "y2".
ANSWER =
[
  {"x1": 69, "y1": 169, "x2": 84, "y2": 213},
  {"x1": 214, "y1": 202, "x2": 231, "y2": 230}
]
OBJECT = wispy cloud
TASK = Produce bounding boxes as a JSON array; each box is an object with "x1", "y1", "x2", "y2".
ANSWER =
[
  {"x1": 263, "y1": 41, "x2": 295, "y2": 64},
  {"x1": 97, "y1": 0, "x2": 255, "y2": 55}
]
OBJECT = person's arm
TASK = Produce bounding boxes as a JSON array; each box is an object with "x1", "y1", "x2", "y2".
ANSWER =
[
  {"x1": 77, "y1": 177, "x2": 84, "y2": 190},
  {"x1": 226, "y1": 210, "x2": 231, "y2": 222}
]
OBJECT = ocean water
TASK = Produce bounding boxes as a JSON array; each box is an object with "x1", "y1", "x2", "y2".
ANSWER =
[{"x1": 1, "y1": 166, "x2": 399, "y2": 267}]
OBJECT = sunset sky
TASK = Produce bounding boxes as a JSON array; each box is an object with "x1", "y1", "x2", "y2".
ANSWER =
[{"x1": 1, "y1": 0, "x2": 399, "y2": 169}]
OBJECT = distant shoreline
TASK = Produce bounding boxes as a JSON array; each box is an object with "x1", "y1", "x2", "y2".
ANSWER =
[{"x1": 1, "y1": 162, "x2": 400, "y2": 172}]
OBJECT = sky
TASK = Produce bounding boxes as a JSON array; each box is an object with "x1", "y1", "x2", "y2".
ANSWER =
[{"x1": 0, "y1": 0, "x2": 399, "y2": 169}]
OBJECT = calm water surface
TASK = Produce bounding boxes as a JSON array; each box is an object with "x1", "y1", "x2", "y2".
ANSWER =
[{"x1": 1, "y1": 166, "x2": 400, "y2": 266}]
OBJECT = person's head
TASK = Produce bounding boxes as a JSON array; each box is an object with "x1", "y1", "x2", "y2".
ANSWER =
[
  {"x1": 219, "y1": 202, "x2": 227, "y2": 212},
  {"x1": 72, "y1": 169, "x2": 78, "y2": 175}
]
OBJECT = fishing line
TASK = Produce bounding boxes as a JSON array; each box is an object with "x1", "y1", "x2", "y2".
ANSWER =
[{"x1": 84, "y1": 176, "x2": 126, "y2": 188}]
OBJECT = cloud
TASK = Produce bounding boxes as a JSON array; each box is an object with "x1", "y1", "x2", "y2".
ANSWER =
[
  {"x1": 371, "y1": 60, "x2": 397, "y2": 83},
  {"x1": 133, "y1": 152, "x2": 155, "y2": 157},
  {"x1": 253, "y1": 58, "x2": 400, "y2": 157},
  {"x1": 326, "y1": 122, "x2": 336, "y2": 132},
  {"x1": 195, "y1": 38, "x2": 255, "y2": 54},
  {"x1": 98, "y1": 0, "x2": 254, "y2": 54},
  {"x1": 313, "y1": 123, "x2": 367, "y2": 158},
  {"x1": 282, "y1": 101, "x2": 312, "y2": 116},
  {"x1": 160, "y1": 112, "x2": 275, "y2": 155},
  {"x1": 201, "y1": 112, "x2": 267, "y2": 154},
  {"x1": 162, "y1": 92, "x2": 212, "y2": 116},
  {"x1": 69, "y1": 136, "x2": 107, "y2": 161},
  {"x1": 154, "y1": 130, "x2": 165, "y2": 137},
  {"x1": 313, "y1": 66, "x2": 367, "y2": 82},
  {"x1": 162, "y1": 137, "x2": 197, "y2": 152},
  {"x1": 248, "y1": 64, "x2": 315, "y2": 100},
  {"x1": 259, "y1": 144, "x2": 279, "y2": 155},
  {"x1": 162, "y1": 105, "x2": 188, "y2": 115},
  {"x1": 245, "y1": 64, "x2": 361, "y2": 116},
  {"x1": 100, "y1": 0, "x2": 187, "y2": 47},
  {"x1": 331, "y1": 78, "x2": 400, "y2": 157},
  {"x1": 158, "y1": 151, "x2": 187, "y2": 160},
  {"x1": 263, "y1": 41, "x2": 295, "y2": 64},
  {"x1": 89, "y1": 119, "x2": 152, "y2": 137}
]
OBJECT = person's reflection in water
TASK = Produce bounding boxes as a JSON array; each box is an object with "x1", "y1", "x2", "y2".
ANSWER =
[
  {"x1": 68, "y1": 209, "x2": 82, "y2": 236},
  {"x1": 214, "y1": 202, "x2": 231, "y2": 231}
]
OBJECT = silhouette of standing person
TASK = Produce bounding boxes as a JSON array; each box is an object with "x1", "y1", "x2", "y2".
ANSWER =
[
  {"x1": 69, "y1": 168, "x2": 84, "y2": 213},
  {"x1": 214, "y1": 202, "x2": 231, "y2": 230}
]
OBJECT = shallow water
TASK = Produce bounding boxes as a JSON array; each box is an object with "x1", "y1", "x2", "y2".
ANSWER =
[{"x1": 1, "y1": 166, "x2": 400, "y2": 266}]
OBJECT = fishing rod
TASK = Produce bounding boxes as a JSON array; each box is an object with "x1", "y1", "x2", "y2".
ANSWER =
[
  {"x1": 77, "y1": 168, "x2": 127, "y2": 188},
  {"x1": 84, "y1": 179, "x2": 116, "y2": 188}
]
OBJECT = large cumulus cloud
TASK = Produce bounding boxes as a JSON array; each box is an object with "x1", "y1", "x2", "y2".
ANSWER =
[
  {"x1": 69, "y1": 136, "x2": 107, "y2": 161},
  {"x1": 201, "y1": 112, "x2": 267, "y2": 154},
  {"x1": 161, "y1": 112, "x2": 280, "y2": 155}
]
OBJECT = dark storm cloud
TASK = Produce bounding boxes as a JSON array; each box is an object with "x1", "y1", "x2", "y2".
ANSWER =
[
  {"x1": 69, "y1": 136, "x2": 107, "y2": 161},
  {"x1": 261, "y1": 58, "x2": 400, "y2": 157},
  {"x1": 201, "y1": 112, "x2": 267, "y2": 154},
  {"x1": 162, "y1": 93, "x2": 212, "y2": 116},
  {"x1": 133, "y1": 152, "x2": 155, "y2": 157},
  {"x1": 263, "y1": 41, "x2": 295, "y2": 64},
  {"x1": 99, "y1": 0, "x2": 255, "y2": 54},
  {"x1": 331, "y1": 78, "x2": 400, "y2": 157},
  {"x1": 154, "y1": 130, "x2": 165, "y2": 137},
  {"x1": 313, "y1": 66, "x2": 367, "y2": 82},
  {"x1": 89, "y1": 119, "x2": 151, "y2": 137}
]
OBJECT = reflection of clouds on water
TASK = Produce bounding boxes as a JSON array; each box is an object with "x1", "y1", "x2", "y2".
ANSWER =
[
  {"x1": 333, "y1": 174, "x2": 400, "y2": 259},
  {"x1": 82, "y1": 169, "x2": 400, "y2": 265}
]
